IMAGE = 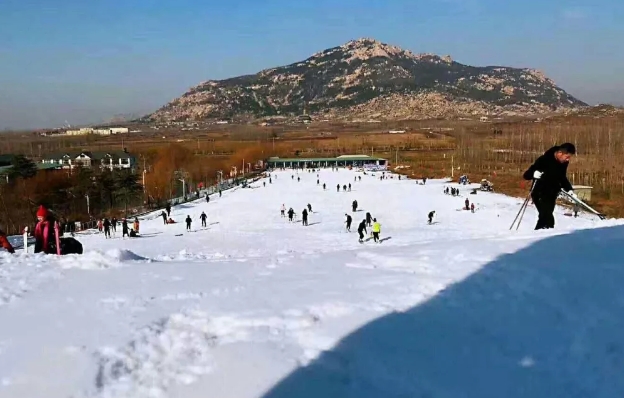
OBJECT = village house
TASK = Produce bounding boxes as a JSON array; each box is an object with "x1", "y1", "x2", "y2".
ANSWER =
[{"x1": 41, "y1": 150, "x2": 136, "y2": 171}]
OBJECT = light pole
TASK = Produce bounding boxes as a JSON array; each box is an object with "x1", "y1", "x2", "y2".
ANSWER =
[
  {"x1": 451, "y1": 155, "x2": 454, "y2": 178},
  {"x1": 178, "y1": 178, "x2": 186, "y2": 198},
  {"x1": 217, "y1": 170, "x2": 223, "y2": 190}
]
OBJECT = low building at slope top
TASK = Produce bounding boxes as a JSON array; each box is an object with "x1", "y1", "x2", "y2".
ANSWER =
[
  {"x1": 266, "y1": 155, "x2": 387, "y2": 169},
  {"x1": 41, "y1": 150, "x2": 136, "y2": 170}
]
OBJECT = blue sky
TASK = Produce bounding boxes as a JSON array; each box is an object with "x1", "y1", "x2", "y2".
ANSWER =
[{"x1": 1, "y1": 0, "x2": 623, "y2": 130}]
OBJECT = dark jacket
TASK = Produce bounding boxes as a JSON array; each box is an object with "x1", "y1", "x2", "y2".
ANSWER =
[
  {"x1": 358, "y1": 221, "x2": 367, "y2": 233},
  {"x1": 523, "y1": 146, "x2": 573, "y2": 197}
]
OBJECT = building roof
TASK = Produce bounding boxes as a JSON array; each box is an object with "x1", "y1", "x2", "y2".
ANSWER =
[
  {"x1": 267, "y1": 155, "x2": 385, "y2": 163},
  {"x1": 0, "y1": 154, "x2": 16, "y2": 165},
  {"x1": 0, "y1": 162, "x2": 61, "y2": 175},
  {"x1": 43, "y1": 150, "x2": 134, "y2": 161}
]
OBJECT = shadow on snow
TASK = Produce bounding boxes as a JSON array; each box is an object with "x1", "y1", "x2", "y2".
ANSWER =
[{"x1": 261, "y1": 225, "x2": 624, "y2": 398}]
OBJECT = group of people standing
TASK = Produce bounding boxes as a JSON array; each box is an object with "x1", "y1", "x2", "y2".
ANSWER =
[{"x1": 97, "y1": 217, "x2": 140, "y2": 238}]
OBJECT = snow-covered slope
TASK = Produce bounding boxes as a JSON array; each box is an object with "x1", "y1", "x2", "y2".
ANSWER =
[{"x1": 1, "y1": 169, "x2": 623, "y2": 398}]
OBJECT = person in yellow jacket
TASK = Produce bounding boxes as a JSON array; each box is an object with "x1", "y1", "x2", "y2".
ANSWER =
[{"x1": 372, "y1": 218, "x2": 381, "y2": 243}]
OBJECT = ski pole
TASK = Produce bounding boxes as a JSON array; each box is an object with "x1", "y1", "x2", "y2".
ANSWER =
[
  {"x1": 510, "y1": 181, "x2": 535, "y2": 230},
  {"x1": 516, "y1": 195, "x2": 531, "y2": 230},
  {"x1": 510, "y1": 195, "x2": 530, "y2": 230}
]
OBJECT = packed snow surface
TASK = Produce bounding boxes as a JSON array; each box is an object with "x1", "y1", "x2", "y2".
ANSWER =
[{"x1": 1, "y1": 169, "x2": 624, "y2": 398}]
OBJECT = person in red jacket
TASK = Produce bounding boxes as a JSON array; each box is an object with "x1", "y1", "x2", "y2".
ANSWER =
[
  {"x1": 0, "y1": 230, "x2": 15, "y2": 254},
  {"x1": 34, "y1": 205, "x2": 58, "y2": 254}
]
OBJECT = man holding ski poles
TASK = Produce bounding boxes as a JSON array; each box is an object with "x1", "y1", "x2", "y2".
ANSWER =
[{"x1": 523, "y1": 143, "x2": 576, "y2": 230}]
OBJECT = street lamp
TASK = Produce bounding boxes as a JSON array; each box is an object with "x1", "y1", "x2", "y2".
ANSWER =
[{"x1": 178, "y1": 178, "x2": 186, "y2": 198}]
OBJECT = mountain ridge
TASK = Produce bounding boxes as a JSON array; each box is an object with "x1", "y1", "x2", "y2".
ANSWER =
[{"x1": 147, "y1": 38, "x2": 587, "y2": 122}]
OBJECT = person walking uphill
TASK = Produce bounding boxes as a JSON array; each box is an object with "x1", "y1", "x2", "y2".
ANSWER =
[
  {"x1": 523, "y1": 143, "x2": 576, "y2": 230},
  {"x1": 357, "y1": 219, "x2": 367, "y2": 243},
  {"x1": 372, "y1": 218, "x2": 381, "y2": 243},
  {"x1": 185, "y1": 215, "x2": 192, "y2": 231},
  {"x1": 122, "y1": 219, "x2": 129, "y2": 238},
  {"x1": 302, "y1": 209, "x2": 308, "y2": 226},
  {"x1": 103, "y1": 218, "x2": 111, "y2": 238},
  {"x1": 345, "y1": 214, "x2": 352, "y2": 232},
  {"x1": 200, "y1": 212, "x2": 207, "y2": 227}
]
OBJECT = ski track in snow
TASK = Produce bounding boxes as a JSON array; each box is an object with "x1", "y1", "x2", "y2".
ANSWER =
[{"x1": 0, "y1": 169, "x2": 623, "y2": 398}]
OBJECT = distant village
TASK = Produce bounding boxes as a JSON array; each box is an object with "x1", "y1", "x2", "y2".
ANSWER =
[{"x1": 38, "y1": 126, "x2": 134, "y2": 137}]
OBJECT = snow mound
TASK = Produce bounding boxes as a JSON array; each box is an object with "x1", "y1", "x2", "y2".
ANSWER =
[
  {"x1": 90, "y1": 311, "x2": 217, "y2": 398},
  {"x1": 58, "y1": 249, "x2": 150, "y2": 270}
]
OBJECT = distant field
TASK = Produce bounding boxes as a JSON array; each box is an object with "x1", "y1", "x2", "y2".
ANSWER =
[{"x1": 2, "y1": 112, "x2": 624, "y2": 219}]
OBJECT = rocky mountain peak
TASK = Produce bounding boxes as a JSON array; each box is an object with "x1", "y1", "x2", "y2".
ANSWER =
[{"x1": 147, "y1": 38, "x2": 586, "y2": 123}]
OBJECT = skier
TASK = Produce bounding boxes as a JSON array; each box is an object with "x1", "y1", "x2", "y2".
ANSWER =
[
  {"x1": 345, "y1": 214, "x2": 352, "y2": 231},
  {"x1": 185, "y1": 215, "x2": 192, "y2": 231},
  {"x1": 269, "y1": 178, "x2": 272, "y2": 184},
  {"x1": 292, "y1": 175, "x2": 294, "y2": 180},
  {"x1": 122, "y1": 219, "x2": 129, "y2": 238},
  {"x1": 357, "y1": 219, "x2": 367, "y2": 243},
  {"x1": 103, "y1": 218, "x2": 111, "y2": 238},
  {"x1": 423, "y1": 177, "x2": 427, "y2": 185},
  {"x1": 133, "y1": 217, "x2": 140, "y2": 234},
  {"x1": 354, "y1": 176, "x2": 357, "y2": 182},
  {"x1": 365, "y1": 212, "x2": 372, "y2": 227},
  {"x1": 302, "y1": 208, "x2": 308, "y2": 226},
  {"x1": 317, "y1": 179, "x2": 320, "y2": 185},
  {"x1": 200, "y1": 211, "x2": 207, "y2": 227},
  {"x1": 0, "y1": 229, "x2": 15, "y2": 254},
  {"x1": 465, "y1": 198, "x2": 470, "y2": 210},
  {"x1": 281, "y1": 204, "x2": 286, "y2": 218},
  {"x1": 307, "y1": 203, "x2": 312, "y2": 212},
  {"x1": 573, "y1": 203, "x2": 580, "y2": 218},
  {"x1": 206, "y1": 195, "x2": 210, "y2": 203},
  {"x1": 358, "y1": 176, "x2": 361, "y2": 181},
  {"x1": 288, "y1": 208, "x2": 295, "y2": 222},
  {"x1": 297, "y1": 177, "x2": 300, "y2": 182},
  {"x1": 337, "y1": 184, "x2": 340, "y2": 192},
  {"x1": 263, "y1": 181, "x2": 266, "y2": 187},
  {"x1": 428, "y1": 211, "x2": 435, "y2": 225},
  {"x1": 352, "y1": 200, "x2": 358, "y2": 212},
  {"x1": 523, "y1": 143, "x2": 576, "y2": 230},
  {"x1": 470, "y1": 203, "x2": 475, "y2": 213},
  {"x1": 111, "y1": 217, "x2": 117, "y2": 233},
  {"x1": 219, "y1": 190, "x2": 222, "y2": 197},
  {"x1": 372, "y1": 218, "x2": 381, "y2": 243},
  {"x1": 34, "y1": 205, "x2": 58, "y2": 254},
  {"x1": 97, "y1": 219, "x2": 103, "y2": 232},
  {"x1": 343, "y1": 184, "x2": 347, "y2": 192},
  {"x1": 323, "y1": 183, "x2": 326, "y2": 190},
  {"x1": 348, "y1": 183, "x2": 351, "y2": 191},
  {"x1": 166, "y1": 204, "x2": 171, "y2": 217}
]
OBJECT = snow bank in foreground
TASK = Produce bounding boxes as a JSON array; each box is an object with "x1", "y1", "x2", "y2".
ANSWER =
[
  {"x1": 90, "y1": 311, "x2": 216, "y2": 398},
  {"x1": 58, "y1": 249, "x2": 151, "y2": 270}
]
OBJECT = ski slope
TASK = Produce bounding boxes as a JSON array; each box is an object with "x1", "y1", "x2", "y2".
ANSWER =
[{"x1": 1, "y1": 168, "x2": 624, "y2": 398}]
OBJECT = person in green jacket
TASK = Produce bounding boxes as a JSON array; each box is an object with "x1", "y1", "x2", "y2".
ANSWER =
[{"x1": 372, "y1": 218, "x2": 381, "y2": 243}]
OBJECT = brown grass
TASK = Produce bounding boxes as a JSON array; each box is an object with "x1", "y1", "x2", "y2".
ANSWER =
[{"x1": 2, "y1": 113, "x2": 624, "y2": 234}]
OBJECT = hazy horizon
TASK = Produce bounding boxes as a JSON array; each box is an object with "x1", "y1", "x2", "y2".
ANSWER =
[{"x1": 1, "y1": 0, "x2": 623, "y2": 131}]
